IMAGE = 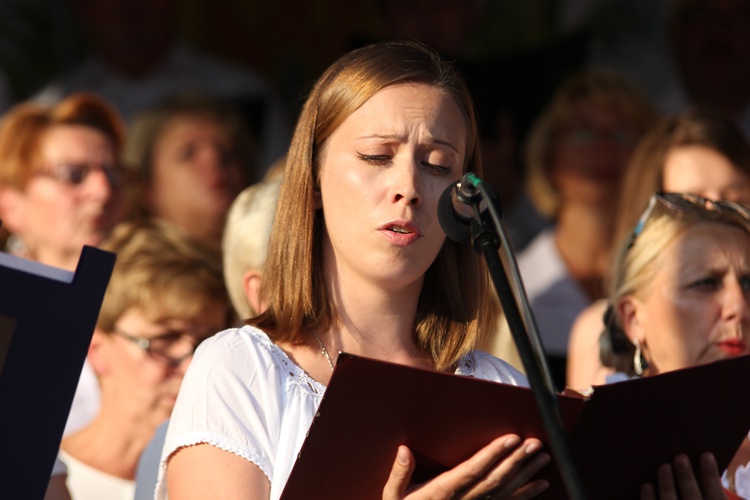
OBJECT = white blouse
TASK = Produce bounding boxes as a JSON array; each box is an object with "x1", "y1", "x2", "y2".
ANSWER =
[{"x1": 156, "y1": 325, "x2": 528, "y2": 500}]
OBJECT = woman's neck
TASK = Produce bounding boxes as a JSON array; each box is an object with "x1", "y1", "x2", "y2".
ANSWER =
[
  {"x1": 61, "y1": 408, "x2": 161, "y2": 480},
  {"x1": 281, "y1": 273, "x2": 433, "y2": 386},
  {"x1": 555, "y1": 201, "x2": 617, "y2": 300}
]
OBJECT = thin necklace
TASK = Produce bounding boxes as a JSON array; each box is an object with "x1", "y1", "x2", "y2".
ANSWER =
[{"x1": 312, "y1": 330, "x2": 335, "y2": 372}]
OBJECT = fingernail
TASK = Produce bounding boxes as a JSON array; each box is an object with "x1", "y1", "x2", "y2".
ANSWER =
[
  {"x1": 675, "y1": 454, "x2": 690, "y2": 472},
  {"x1": 535, "y1": 480, "x2": 549, "y2": 493},
  {"x1": 525, "y1": 441, "x2": 542, "y2": 454},
  {"x1": 701, "y1": 452, "x2": 716, "y2": 468},
  {"x1": 504, "y1": 436, "x2": 521, "y2": 449},
  {"x1": 397, "y1": 447, "x2": 408, "y2": 465}
]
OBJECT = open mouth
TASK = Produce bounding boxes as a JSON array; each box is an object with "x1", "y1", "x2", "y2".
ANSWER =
[{"x1": 389, "y1": 225, "x2": 413, "y2": 234}]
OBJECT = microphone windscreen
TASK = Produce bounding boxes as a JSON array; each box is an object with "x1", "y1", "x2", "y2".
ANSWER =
[{"x1": 438, "y1": 182, "x2": 472, "y2": 244}]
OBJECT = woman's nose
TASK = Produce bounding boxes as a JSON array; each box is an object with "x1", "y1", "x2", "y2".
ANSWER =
[
  {"x1": 724, "y1": 279, "x2": 750, "y2": 323},
  {"x1": 82, "y1": 167, "x2": 117, "y2": 201},
  {"x1": 391, "y1": 161, "x2": 422, "y2": 207}
]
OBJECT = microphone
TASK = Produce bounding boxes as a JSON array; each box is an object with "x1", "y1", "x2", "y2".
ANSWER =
[{"x1": 438, "y1": 172, "x2": 502, "y2": 244}]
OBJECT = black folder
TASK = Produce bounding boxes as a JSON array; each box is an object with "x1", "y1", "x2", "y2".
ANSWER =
[{"x1": 0, "y1": 246, "x2": 115, "y2": 500}]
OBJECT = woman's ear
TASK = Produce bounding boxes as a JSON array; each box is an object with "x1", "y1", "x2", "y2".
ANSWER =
[
  {"x1": 87, "y1": 329, "x2": 112, "y2": 377},
  {"x1": 242, "y1": 269, "x2": 266, "y2": 316},
  {"x1": 0, "y1": 187, "x2": 26, "y2": 233},
  {"x1": 617, "y1": 296, "x2": 644, "y2": 344}
]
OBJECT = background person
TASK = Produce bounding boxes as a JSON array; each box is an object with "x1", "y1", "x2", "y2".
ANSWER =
[
  {"x1": 567, "y1": 108, "x2": 750, "y2": 392},
  {"x1": 598, "y1": 191, "x2": 750, "y2": 497},
  {"x1": 485, "y1": 70, "x2": 659, "y2": 388},
  {"x1": 0, "y1": 91, "x2": 129, "y2": 272},
  {"x1": 59, "y1": 218, "x2": 232, "y2": 500},
  {"x1": 134, "y1": 163, "x2": 284, "y2": 500},
  {"x1": 0, "y1": 92, "x2": 131, "y2": 436},
  {"x1": 124, "y1": 93, "x2": 258, "y2": 256}
]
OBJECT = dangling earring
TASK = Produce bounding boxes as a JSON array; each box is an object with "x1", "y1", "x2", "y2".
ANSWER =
[{"x1": 633, "y1": 339, "x2": 648, "y2": 376}]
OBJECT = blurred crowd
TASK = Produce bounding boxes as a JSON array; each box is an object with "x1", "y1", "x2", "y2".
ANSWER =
[{"x1": 1, "y1": 0, "x2": 750, "y2": 499}]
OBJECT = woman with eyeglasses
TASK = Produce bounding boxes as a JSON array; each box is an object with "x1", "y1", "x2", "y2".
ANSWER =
[
  {"x1": 58, "y1": 218, "x2": 232, "y2": 500},
  {"x1": 567, "y1": 108, "x2": 750, "y2": 392},
  {"x1": 0, "y1": 92, "x2": 131, "y2": 272},
  {"x1": 598, "y1": 192, "x2": 750, "y2": 498}
]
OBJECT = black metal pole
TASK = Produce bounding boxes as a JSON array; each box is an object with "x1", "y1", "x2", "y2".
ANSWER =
[{"x1": 468, "y1": 180, "x2": 588, "y2": 500}]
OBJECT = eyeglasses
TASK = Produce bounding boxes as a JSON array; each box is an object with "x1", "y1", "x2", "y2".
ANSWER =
[
  {"x1": 112, "y1": 327, "x2": 206, "y2": 367},
  {"x1": 628, "y1": 191, "x2": 750, "y2": 249},
  {"x1": 35, "y1": 162, "x2": 126, "y2": 187}
]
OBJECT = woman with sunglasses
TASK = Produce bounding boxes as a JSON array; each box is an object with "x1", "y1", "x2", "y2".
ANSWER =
[
  {"x1": 0, "y1": 92, "x2": 131, "y2": 272},
  {"x1": 59, "y1": 218, "x2": 232, "y2": 500},
  {"x1": 600, "y1": 191, "x2": 750, "y2": 498},
  {"x1": 567, "y1": 108, "x2": 750, "y2": 392}
]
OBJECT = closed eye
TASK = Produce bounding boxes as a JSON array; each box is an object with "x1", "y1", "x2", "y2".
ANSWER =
[
  {"x1": 421, "y1": 161, "x2": 451, "y2": 175},
  {"x1": 357, "y1": 153, "x2": 392, "y2": 166}
]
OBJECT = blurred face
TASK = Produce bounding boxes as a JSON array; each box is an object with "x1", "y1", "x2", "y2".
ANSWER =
[
  {"x1": 662, "y1": 145, "x2": 750, "y2": 204},
  {"x1": 147, "y1": 116, "x2": 247, "y2": 243},
  {"x1": 317, "y1": 83, "x2": 466, "y2": 293},
  {"x1": 622, "y1": 223, "x2": 750, "y2": 374},
  {"x1": 96, "y1": 304, "x2": 228, "y2": 426},
  {"x1": 550, "y1": 98, "x2": 638, "y2": 206},
  {"x1": 10, "y1": 124, "x2": 125, "y2": 270}
]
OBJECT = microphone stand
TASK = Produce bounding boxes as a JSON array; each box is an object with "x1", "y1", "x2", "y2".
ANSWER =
[{"x1": 461, "y1": 174, "x2": 587, "y2": 500}]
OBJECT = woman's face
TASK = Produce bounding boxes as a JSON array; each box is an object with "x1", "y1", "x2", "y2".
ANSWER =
[
  {"x1": 622, "y1": 223, "x2": 750, "y2": 374},
  {"x1": 550, "y1": 98, "x2": 639, "y2": 206},
  {"x1": 10, "y1": 124, "x2": 125, "y2": 270},
  {"x1": 317, "y1": 83, "x2": 466, "y2": 293},
  {"x1": 662, "y1": 145, "x2": 750, "y2": 204},
  {"x1": 94, "y1": 304, "x2": 228, "y2": 426},
  {"x1": 147, "y1": 116, "x2": 248, "y2": 241}
]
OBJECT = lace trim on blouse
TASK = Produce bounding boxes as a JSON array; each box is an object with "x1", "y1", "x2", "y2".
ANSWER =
[
  {"x1": 454, "y1": 350, "x2": 477, "y2": 376},
  {"x1": 247, "y1": 326, "x2": 328, "y2": 395}
]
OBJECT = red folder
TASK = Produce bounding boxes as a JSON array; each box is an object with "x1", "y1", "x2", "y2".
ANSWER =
[{"x1": 280, "y1": 353, "x2": 750, "y2": 500}]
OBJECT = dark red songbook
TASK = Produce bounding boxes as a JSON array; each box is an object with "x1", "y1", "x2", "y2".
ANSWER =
[{"x1": 280, "y1": 352, "x2": 750, "y2": 500}]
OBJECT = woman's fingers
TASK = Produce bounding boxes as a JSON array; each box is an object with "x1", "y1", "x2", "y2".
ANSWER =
[
  {"x1": 383, "y1": 446, "x2": 417, "y2": 500},
  {"x1": 641, "y1": 453, "x2": 728, "y2": 500},
  {"x1": 670, "y1": 454, "x2": 702, "y2": 499},
  {"x1": 458, "y1": 438, "x2": 550, "y2": 500},
  {"x1": 697, "y1": 453, "x2": 729, "y2": 500},
  {"x1": 417, "y1": 435, "x2": 525, "y2": 499},
  {"x1": 384, "y1": 435, "x2": 546, "y2": 500}
]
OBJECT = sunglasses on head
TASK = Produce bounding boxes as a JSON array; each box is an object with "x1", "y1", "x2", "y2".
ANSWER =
[{"x1": 628, "y1": 192, "x2": 750, "y2": 249}]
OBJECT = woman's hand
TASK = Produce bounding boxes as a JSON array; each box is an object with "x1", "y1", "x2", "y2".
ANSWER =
[
  {"x1": 382, "y1": 434, "x2": 550, "y2": 500},
  {"x1": 640, "y1": 453, "x2": 728, "y2": 500}
]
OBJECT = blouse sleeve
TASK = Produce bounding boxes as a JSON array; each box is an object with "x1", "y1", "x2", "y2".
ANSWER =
[
  {"x1": 470, "y1": 350, "x2": 530, "y2": 387},
  {"x1": 155, "y1": 328, "x2": 286, "y2": 497}
]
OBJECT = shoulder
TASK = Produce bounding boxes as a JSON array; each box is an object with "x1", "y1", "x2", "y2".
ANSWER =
[
  {"x1": 187, "y1": 325, "x2": 319, "y2": 393},
  {"x1": 456, "y1": 351, "x2": 529, "y2": 387},
  {"x1": 569, "y1": 299, "x2": 608, "y2": 343}
]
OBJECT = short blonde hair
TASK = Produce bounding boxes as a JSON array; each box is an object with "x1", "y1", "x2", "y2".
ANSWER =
[
  {"x1": 97, "y1": 219, "x2": 231, "y2": 332},
  {"x1": 250, "y1": 40, "x2": 497, "y2": 371},
  {"x1": 222, "y1": 175, "x2": 282, "y2": 320},
  {"x1": 0, "y1": 92, "x2": 125, "y2": 189},
  {"x1": 525, "y1": 70, "x2": 659, "y2": 218}
]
